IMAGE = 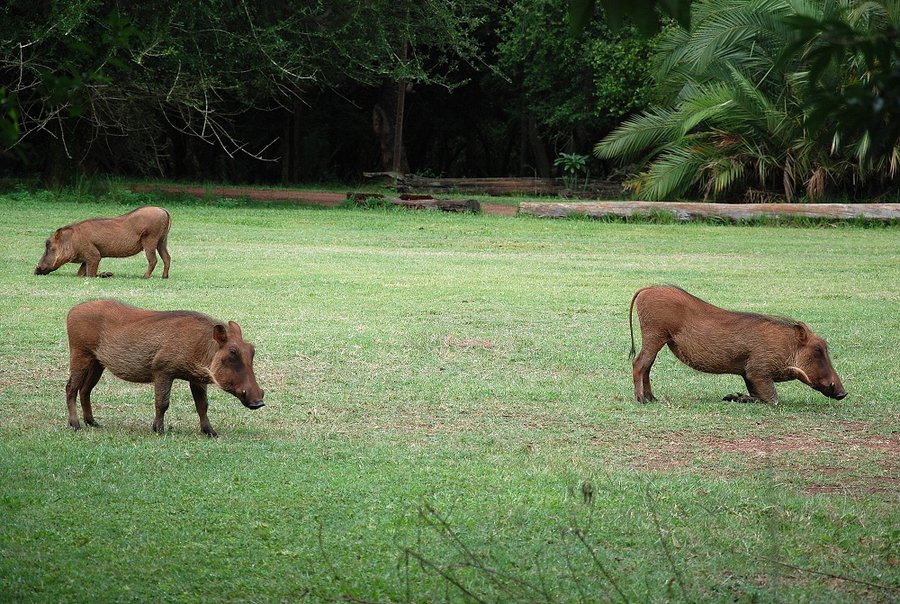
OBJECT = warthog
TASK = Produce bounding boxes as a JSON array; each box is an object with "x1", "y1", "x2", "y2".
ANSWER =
[
  {"x1": 66, "y1": 300, "x2": 264, "y2": 436},
  {"x1": 629, "y1": 285, "x2": 847, "y2": 404},
  {"x1": 35, "y1": 206, "x2": 171, "y2": 278}
]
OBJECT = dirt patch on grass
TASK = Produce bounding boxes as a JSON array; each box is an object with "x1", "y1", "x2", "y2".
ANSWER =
[
  {"x1": 706, "y1": 434, "x2": 824, "y2": 456},
  {"x1": 619, "y1": 425, "x2": 899, "y2": 496},
  {"x1": 444, "y1": 335, "x2": 496, "y2": 350}
]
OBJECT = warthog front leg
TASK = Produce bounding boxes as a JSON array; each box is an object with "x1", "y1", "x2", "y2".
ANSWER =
[
  {"x1": 189, "y1": 382, "x2": 217, "y2": 437},
  {"x1": 723, "y1": 376, "x2": 779, "y2": 405},
  {"x1": 83, "y1": 249, "x2": 102, "y2": 278}
]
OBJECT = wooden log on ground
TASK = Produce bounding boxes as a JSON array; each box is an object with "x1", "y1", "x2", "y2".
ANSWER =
[
  {"x1": 346, "y1": 192, "x2": 480, "y2": 213},
  {"x1": 346, "y1": 192, "x2": 386, "y2": 203},
  {"x1": 391, "y1": 197, "x2": 481, "y2": 213},
  {"x1": 361, "y1": 173, "x2": 624, "y2": 197},
  {"x1": 398, "y1": 193, "x2": 435, "y2": 200},
  {"x1": 519, "y1": 201, "x2": 900, "y2": 222}
]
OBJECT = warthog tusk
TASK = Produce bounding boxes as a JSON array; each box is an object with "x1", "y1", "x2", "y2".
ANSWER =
[{"x1": 788, "y1": 366, "x2": 811, "y2": 384}]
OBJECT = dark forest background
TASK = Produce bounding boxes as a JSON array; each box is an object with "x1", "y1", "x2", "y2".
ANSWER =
[
  {"x1": 0, "y1": 0, "x2": 652, "y2": 186},
  {"x1": 1, "y1": 0, "x2": 897, "y2": 200}
]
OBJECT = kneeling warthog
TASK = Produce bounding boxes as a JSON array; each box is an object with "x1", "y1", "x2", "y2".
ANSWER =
[
  {"x1": 629, "y1": 286, "x2": 846, "y2": 404},
  {"x1": 66, "y1": 300, "x2": 264, "y2": 436},
  {"x1": 35, "y1": 206, "x2": 171, "y2": 278}
]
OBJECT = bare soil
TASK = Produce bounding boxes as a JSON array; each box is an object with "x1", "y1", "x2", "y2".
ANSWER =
[{"x1": 623, "y1": 424, "x2": 899, "y2": 496}]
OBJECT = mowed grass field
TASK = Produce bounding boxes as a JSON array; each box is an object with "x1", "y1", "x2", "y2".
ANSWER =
[{"x1": 0, "y1": 191, "x2": 897, "y2": 602}]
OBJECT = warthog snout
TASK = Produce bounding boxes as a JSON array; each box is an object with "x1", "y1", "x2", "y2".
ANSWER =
[
  {"x1": 831, "y1": 382, "x2": 848, "y2": 400},
  {"x1": 817, "y1": 381, "x2": 847, "y2": 400},
  {"x1": 238, "y1": 386, "x2": 265, "y2": 410}
]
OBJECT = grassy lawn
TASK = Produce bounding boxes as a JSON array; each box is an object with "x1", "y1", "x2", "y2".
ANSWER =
[{"x1": 0, "y1": 189, "x2": 897, "y2": 602}]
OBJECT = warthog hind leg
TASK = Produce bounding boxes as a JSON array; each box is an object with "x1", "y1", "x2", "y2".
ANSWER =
[
  {"x1": 158, "y1": 234, "x2": 171, "y2": 278},
  {"x1": 79, "y1": 360, "x2": 105, "y2": 426},
  {"x1": 142, "y1": 243, "x2": 158, "y2": 278},
  {"x1": 633, "y1": 334, "x2": 666, "y2": 403},
  {"x1": 152, "y1": 375, "x2": 174, "y2": 433}
]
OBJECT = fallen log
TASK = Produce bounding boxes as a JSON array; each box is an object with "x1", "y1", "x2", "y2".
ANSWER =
[
  {"x1": 361, "y1": 173, "x2": 624, "y2": 198},
  {"x1": 518, "y1": 201, "x2": 900, "y2": 222},
  {"x1": 346, "y1": 192, "x2": 386, "y2": 203},
  {"x1": 345, "y1": 192, "x2": 481, "y2": 213},
  {"x1": 391, "y1": 198, "x2": 481, "y2": 213}
]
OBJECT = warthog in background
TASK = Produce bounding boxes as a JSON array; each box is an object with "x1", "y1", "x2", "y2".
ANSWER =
[
  {"x1": 66, "y1": 300, "x2": 264, "y2": 436},
  {"x1": 34, "y1": 206, "x2": 171, "y2": 278},
  {"x1": 629, "y1": 285, "x2": 847, "y2": 404}
]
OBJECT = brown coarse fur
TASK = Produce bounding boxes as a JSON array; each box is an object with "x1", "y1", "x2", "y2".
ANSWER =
[
  {"x1": 34, "y1": 206, "x2": 171, "y2": 278},
  {"x1": 65, "y1": 300, "x2": 264, "y2": 436},
  {"x1": 628, "y1": 286, "x2": 847, "y2": 405}
]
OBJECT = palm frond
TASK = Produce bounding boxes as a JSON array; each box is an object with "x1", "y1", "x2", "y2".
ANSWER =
[
  {"x1": 594, "y1": 107, "x2": 681, "y2": 160},
  {"x1": 632, "y1": 137, "x2": 717, "y2": 199}
]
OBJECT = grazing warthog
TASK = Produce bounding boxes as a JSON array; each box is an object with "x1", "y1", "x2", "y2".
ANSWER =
[
  {"x1": 629, "y1": 286, "x2": 847, "y2": 405},
  {"x1": 65, "y1": 300, "x2": 264, "y2": 436},
  {"x1": 34, "y1": 206, "x2": 171, "y2": 278}
]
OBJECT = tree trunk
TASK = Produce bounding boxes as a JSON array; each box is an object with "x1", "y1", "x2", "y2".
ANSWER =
[
  {"x1": 291, "y1": 98, "x2": 303, "y2": 182},
  {"x1": 528, "y1": 116, "x2": 551, "y2": 178},
  {"x1": 280, "y1": 108, "x2": 291, "y2": 185},
  {"x1": 41, "y1": 124, "x2": 78, "y2": 186},
  {"x1": 373, "y1": 82, "x2": 409, "y2": 173},
  {"x1": 392, "y1": 42, "x2": 408, "y2": 174}
]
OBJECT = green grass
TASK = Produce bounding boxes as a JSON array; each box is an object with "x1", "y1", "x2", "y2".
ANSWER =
[{"x1": 0, "y1": 189, "x2": 897, "y2": 602}]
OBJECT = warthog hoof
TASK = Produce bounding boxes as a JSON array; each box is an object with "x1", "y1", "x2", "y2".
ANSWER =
[{"x1": 98, "y1": 272, "x2": 114, "y2": 278}]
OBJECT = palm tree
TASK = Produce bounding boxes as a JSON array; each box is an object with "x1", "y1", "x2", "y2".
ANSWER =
[{"x1": 595, "y1": 0, "x2": 898, "y2": 201}]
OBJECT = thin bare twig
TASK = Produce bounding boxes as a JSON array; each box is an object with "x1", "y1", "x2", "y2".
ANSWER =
[
  {"x1": 418, "y1": 500, "x2": 551, "y2": 600},
  {"x1": 569, "y1": 525, "x2": 629, "y2": 604},
  {"x1": 402, "y1": 547, "x2": 488, "y2": 604},
  {"x1": 645, "y1": 486, "x2": 690, "y2": 602},
  {"x1": 761, "y1": 557, "x2": 898, "y2": 592}
]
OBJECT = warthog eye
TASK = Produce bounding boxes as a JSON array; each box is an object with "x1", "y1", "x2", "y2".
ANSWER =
[{"x1": 229, "y1": 347, "x2": 238, "y2": 356}]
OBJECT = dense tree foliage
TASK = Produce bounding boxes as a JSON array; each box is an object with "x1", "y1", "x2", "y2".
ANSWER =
[
  {"x1": 495, "y1": 0, "x2": 654, "y2": 175},
  {"x1": 0, "y1": 0, "x2": 658, "y2": 183},
  {"x1": 0, "y1": 0, "x2": 487, "y2": 181},
  {"x1": 595, "y1": 0, "x2": 899, "y2": 201},
  {"x1": 6, "y1": 0, "x2": 892, "y2": 198}
]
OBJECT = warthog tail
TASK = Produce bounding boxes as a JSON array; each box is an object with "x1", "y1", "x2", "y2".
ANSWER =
[{"x1": 628, "y1": 289, "x2": 642, "y2": 359}]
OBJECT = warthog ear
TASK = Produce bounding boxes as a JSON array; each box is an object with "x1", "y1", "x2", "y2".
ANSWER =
[
  {"x1": 228, "y1": 321, "x2": 243, "y2": 339},
  {"x1": 794, "y1": 323, "x2": 809, "y2": 343},
  {"x1": 55, "y1": 228, "x2": 73, "y2": 256},
  {"x1": 213, "y1": 324, "x2": 228, "y2": 346}
]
